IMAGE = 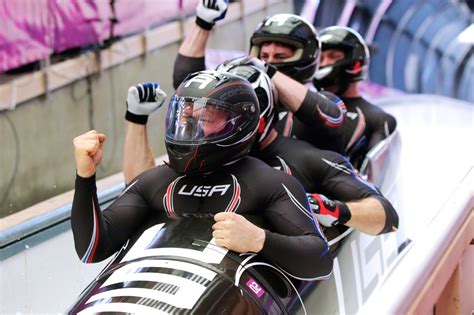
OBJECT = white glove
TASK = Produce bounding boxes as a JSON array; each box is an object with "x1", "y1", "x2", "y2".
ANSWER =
[
  {"x1": 125, "y1": 82, "x2": 167, "y2": 124},
  {"x1": 196, "y1": 0, "x2": 228, "y2": 30}
]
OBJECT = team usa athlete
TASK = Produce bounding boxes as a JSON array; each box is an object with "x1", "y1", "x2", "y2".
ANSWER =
[{"x1": 71, "y1": 71, "x2": 333, "y2": 280}]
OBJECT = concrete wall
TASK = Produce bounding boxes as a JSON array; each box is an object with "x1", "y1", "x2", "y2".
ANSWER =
[
  {"x1": 0, "y1": 221, "x2": 110, "y2": 313},
  {"x1": 0, "y1": 1, "x2": 293, "y2": 218},
  {"x1": 0, "y1": 48, "x2": 175, "y2": 217}
]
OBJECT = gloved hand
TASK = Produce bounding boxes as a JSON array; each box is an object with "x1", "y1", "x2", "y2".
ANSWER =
[
  {"x1": 217, "y1": 56, "x2": 277, "y2": 78},
  {"x1": 307, "y1": 193, "x2": 351, "y2": 227},
  {"x1": 196, "y1": 0, "x2": 229, "y2": 30},
  {"x1": 125, "y1": 82, "x2": 167, "y2": 125}
]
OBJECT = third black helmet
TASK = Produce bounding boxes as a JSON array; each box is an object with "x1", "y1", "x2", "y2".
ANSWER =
[{"x1": 313, "y1": 26, "x2": 370, "y2": 93}]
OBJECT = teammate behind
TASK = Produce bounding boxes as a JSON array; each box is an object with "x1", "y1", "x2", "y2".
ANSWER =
[
  {"x1": 120, "y1": 62, "x2": 398, "y2": 236},
  {"x1": 313, "y1": 26, "x2": 397, "y2": 167},
  {"x1": 71, "y1": 71, "x2": 333, "y2": 280},
  {"x1": 172, "y1": 3, "x2": 346, "y2": 154}
]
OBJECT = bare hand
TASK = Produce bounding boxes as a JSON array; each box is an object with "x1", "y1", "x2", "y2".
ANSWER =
[
  {"x1": 212, "y1": 212, "x2": 265, "y2": 253},
  {"x1": 73, "y1": 130, "x2": 106, "y2": 178}
]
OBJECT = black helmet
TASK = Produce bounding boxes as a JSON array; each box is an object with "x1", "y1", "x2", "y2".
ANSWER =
[
  {"x1": 313, "y1": 26, "x2": 370, "y2": 93},
  {"x1": 216, "y1": 58, "x2": 278, "y2": 144},
  {"x1": 165, "y1": 70, "x2": 260, "y2": 174},
  {"x1": 249, "y1": 14, "x2": 320, "y2": 83}
]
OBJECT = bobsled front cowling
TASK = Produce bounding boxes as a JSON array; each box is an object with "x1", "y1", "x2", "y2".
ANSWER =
[{"x1": 68, "y1": 216, "x2": 309, "y2": 314}]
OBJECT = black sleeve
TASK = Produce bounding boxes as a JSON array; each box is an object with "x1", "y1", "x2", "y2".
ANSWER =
[
  {"x1": 259, "y1": 173, "x2": 333, "y2": 279},
  {"x1": 367, "y1": 110, "x2": 397, "y2": 150},
  {"x1": 293, "y1": 90, "x2": 346, "y2": 153},
  {"x1": 352, "y1": 99, "x2": 397, "y2": 150},
  {"x1": 295, "y1": 90, "x2": 345, "y2": 129},
  {"x1": 309, "y1": 149, "x2": 399, "y2": 233},
  {"x1": 309, "y1": 149, "x2": 379, "y2": 201},
  {"x1": 172, "y1": 54, "x2": 206, "y2": 89},
  {"x1": 371, "y1": 195, "x2": 399, "y2": 234},
  {"x1": 71, "y1": 174, "x2": 150, "y2": 263}
]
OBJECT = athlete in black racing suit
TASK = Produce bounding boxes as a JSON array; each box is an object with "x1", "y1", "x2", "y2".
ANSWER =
[
  {"x1": 72, "y1": 156, "x2": 331, "y2": 278},
  {"x1": 71, "y1": 71, "x2": 333, "y2": 280},
  {"x1": 171, "y1": 10, "x2": 347, "y2": 154},
  {"x1": 313, "y1": 26, "x2": 397, "y2": 167},
  {"x1": 217, "y1": 63, "x2": 398, "y2": 236},
  {"x1": 258, "y1": 132, "x2": 397, "y2": 234}
]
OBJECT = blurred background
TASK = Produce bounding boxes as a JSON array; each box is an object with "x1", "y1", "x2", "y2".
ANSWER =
[{"x1": 0, "y1": 0, "x2": 472, "y2": 313}]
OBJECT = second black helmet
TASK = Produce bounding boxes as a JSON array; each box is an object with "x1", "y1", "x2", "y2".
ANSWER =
[{"x1": 250, "y1": 14, "x2": 320, "y2": 83}]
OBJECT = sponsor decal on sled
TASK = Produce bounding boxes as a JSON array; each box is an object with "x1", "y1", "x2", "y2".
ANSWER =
[{"x1": 246, "y1": 278, "x2": 265, "y2": 297}]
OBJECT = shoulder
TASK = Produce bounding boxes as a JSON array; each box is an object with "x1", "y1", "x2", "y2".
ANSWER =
[
  {"x1": 317, "y1": 149, "x2": 356, "y2": 174},
  {"x1": 128, "y1": 165, "x2": 180, "y2": 188},
  {"x1": 284, "y1": 138, "x2": 353, "y2": 175},
  {"x1": 320, "y1": 91, "x2": 344, "y2": 104},
  {"x1": 235, "y1": 156, "x2": 304, "y2": 186},
  {"x1": 278, "y1": 137, "x2": 328, "y2": 162},
  {"x1": 235, "y1": 156, "x2": 287, "y2": 177},
  {"x1": 237, "y1": 156, "x2": 271, "y2": 168},
  {"x1": 350, "y1": 97, "x2": 382, "y2": 112}
]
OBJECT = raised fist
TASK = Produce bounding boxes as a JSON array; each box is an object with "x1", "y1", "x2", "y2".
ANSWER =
[
  {"x1": 125, "y1": 82, "x2": 167, "y2": 125},
  {"x1": 196, "y1": 0, "x2": 229, "y2": 30},
  {"x1": 73, "y1": 130, "x2": 106, "y2": 178}
]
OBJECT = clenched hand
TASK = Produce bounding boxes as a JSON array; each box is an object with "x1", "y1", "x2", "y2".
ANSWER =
[
  {"x1": 73, "y1": 130, "x2": 106, "y2": 178},
  {"x1": 212, "y1": 212, "x2": 265, "y2": 253}
]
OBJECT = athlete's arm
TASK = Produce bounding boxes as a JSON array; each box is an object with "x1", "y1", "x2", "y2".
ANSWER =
[
  {"x1": 173, "y1": 0, "x2": 228, "y2": 88},
  {"x1": 272, "y1": 72, "x2": 345, "y2": 125},
  {"x1": 346, "y1": 196, "x2": 397, "y2": 234},
  {"x1": 71, "y1": 174, "x2": 150, "y2": 263},
  {"x1": 123, "y1": 122, "x2": 155, "y2": 183},
  {"x1": 310, "y1": 149, "x2": 398, "y2": 235},
  {"x1": 122, "y1": 83, "x2": 166, "y2": 183},
  {"x1": 367, "y1": 108, "x2": 397, "y2": 150},
  {"x1": 72, "y1": 131, "x2": 150, "y2": 262},
  {"x1": 260, "y1": 172, "x2": 333, "y2": 279},
  {"x1": 272, "y1": 72, "x2": 346, "y2": 152},
  {"x1": 212, "y1": 174, "x2": 333, "y2": 279},
  {"x1": 173, "y1": 25, "x2": 210, "y2": 89}
]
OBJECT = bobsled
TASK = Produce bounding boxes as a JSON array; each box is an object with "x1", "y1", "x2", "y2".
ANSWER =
[{"x1": 68, "y1": 215, "x2": 318, "y2": 314}]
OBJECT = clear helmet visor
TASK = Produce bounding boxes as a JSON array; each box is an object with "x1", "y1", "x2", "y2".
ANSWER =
[{"x1": 166, "y1": 96, "x2": 241, "y2": 144}]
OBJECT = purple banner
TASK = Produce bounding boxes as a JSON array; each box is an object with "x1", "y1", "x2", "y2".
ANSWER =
[
  {"x1": 49, "y1": 0, "x2": 112, "y2": 52},
  {"x1": 0, "y1": 0, "x2": 52, "y2": 72},
  {"x1": 114, "y1": 0, "x2": 199, "y2": 36},
  {"x1": 0, "y1": 0, "x2": 199, "y2": 72}
]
